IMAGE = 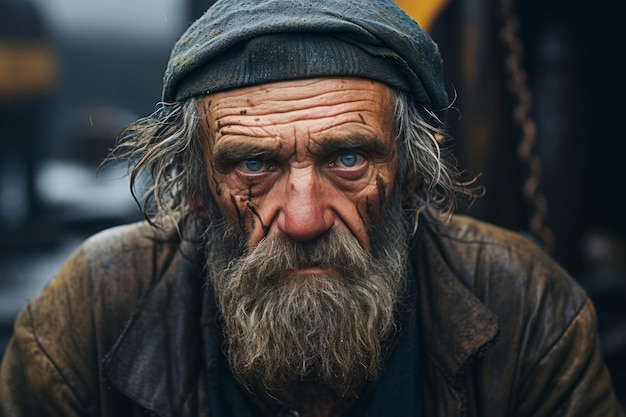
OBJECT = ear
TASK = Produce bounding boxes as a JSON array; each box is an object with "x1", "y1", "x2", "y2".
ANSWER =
[{"x1": 401, "y1": 168, "x2": 419, "y2": 201}]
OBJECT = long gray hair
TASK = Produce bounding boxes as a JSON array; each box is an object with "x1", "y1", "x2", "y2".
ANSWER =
[{"x1": 107, "y1": 88, "x2": 479, "y2": 232}]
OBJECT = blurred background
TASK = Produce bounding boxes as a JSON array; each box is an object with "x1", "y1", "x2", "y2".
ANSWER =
[{"x1": 0, "y1": 0, "x2": 624, "y2": 402}]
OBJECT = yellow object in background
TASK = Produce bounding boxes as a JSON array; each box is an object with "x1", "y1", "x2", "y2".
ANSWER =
[
  {"x1": 0, "y1": 42, "x2": 57, "y2": 98},
  {"x1": 393, "y1": 0, "x2": 450, "y2": 32}
]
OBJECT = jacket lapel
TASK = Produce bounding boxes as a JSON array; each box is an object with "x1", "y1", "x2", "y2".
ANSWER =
[
  {"x1": 414, "y1": 223, "x2": 500, "y2": 415},
  {"x1": 103, "y1": 237, "x2": 206, "y2": 417}
]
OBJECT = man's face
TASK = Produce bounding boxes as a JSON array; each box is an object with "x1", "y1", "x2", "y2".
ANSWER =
[
  {"x1": 197, "y1": 77, "x2": 398, "y2": 254},
  {"x1": 197, "y1": 78, "x2": 406, "y2": 393}
]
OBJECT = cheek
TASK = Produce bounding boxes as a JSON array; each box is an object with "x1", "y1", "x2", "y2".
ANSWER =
[
  {"x1": 210, "y1": 170, "x2": 268, "y2": 235},
  {"x1": 354, "y1": 170, "x2": 395, "y2": 228}
]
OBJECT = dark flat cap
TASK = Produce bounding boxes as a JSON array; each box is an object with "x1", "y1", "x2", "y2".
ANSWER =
[{"x1": 162, "y1": 0, "x2": 448, "y2": 111}]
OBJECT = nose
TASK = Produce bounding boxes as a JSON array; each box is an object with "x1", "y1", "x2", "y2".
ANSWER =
[{"x1": 276, "y1": 169, "x2": 335, "y2": 242}]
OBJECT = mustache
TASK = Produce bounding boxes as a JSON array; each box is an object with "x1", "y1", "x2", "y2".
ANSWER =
[{"x1": 225, "y1": 227, "x2": 373, "y2": 285}]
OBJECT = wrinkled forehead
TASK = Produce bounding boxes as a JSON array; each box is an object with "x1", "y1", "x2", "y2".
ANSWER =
[
  {"x1": 198, "y1": 77, "x2": 394, "y2": 118},
  {"x1": 195, "y1": 77, "x2": 397, "y2": 154}
]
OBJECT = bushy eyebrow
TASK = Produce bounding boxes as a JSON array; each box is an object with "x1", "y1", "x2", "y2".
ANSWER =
[
  {"x1": 313, "y1": 133, "x2": 391, "y2": 158},
  {"x1": 212, "y1": 142, "x2": 281, "y2": 172}
]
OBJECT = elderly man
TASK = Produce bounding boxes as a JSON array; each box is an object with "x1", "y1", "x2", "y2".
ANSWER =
[{"x1": 0, "y1": 0, "x2": 623, "y2": 416}]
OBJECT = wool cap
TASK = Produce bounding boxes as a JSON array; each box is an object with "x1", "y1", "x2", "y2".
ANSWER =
[{"x1": 162, "y1": 0, "x2": 448, "y2": 111}]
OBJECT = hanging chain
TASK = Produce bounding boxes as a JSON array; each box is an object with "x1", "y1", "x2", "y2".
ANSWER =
[{"x1": 499, "y1": 0, "x2": 555, "y2": 254}]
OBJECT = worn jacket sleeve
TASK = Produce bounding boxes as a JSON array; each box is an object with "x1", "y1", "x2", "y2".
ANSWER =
[
  {"x1": 0, "y1": 247, "x2": 96, "y2": 417},
  {"x1": 517, "y1": 298, "x2": 625, "y2": 417}
]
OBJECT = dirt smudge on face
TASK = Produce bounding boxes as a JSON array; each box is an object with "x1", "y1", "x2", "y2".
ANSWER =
[{"x1": 246, "y1": 202, "x2": 269, "y2": 235}]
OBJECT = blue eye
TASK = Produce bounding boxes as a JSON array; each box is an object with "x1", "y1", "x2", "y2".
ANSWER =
[
  {"x1": 338, "y1": 152, "x2": 360, "y2": 167},
  {"x1": 241, "y1": 158, "x2": 265, "y2": 172}
]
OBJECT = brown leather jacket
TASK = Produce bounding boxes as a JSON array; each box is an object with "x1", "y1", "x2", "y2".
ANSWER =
[{"x1": 1, "y1": 216, "x2": 624, "y2": 416}]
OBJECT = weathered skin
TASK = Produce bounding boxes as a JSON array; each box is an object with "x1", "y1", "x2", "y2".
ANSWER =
[{"x1": 196, "y1": 77, "x2": 398, "y2": 255}]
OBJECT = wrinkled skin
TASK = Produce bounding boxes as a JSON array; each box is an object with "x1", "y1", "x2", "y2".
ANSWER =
[{"x1": 197, "y1": 77, "x2": 398, "y2": 258}]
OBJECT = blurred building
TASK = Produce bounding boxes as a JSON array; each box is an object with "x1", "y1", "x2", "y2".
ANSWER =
[
  {"x1": 0, "y1": 0, "x2": 189, "y2": 357},
  {"x1": 0, "y1": 0, "x2": 56, "y2": 229},
  {"x1": 399, "y1": 0, "x2": 626, "y2": 401}
]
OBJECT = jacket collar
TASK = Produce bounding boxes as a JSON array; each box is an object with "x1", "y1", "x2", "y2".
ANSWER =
[{"x1": 414, "y1": 222, "x2": 500, "y2": 382}]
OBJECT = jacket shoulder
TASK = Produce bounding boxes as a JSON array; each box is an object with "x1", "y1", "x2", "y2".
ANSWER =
[
  {"x1": 435, "y1": 215, "x2": 586, "y2": 306},
  {"x1": 420, "y1": 216, "x2": 625, "y2": 415},
  {"x1": 0, "y1": 220, "x2": 195, "y2": 415},
  {"x1": 427, "y1": 217, "x2": 599, "y2": 396},
  {"x1": 78, "y1": 220, "x2": 170, "y2": 266},
  {"x1": 433, "y1": 215, "x2": 588, "y2": 333}
]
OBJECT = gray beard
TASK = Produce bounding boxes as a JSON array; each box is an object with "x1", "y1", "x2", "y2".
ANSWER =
[{"x1": 203, "y1": 197, "x2": 410, "y2": 394}]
